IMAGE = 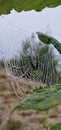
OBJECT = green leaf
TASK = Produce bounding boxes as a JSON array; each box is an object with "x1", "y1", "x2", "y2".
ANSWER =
[
  {"x1": 50, "y1": 123, "x2": 61, "y2": 130},
  {"x1": 12, "y1": 84, "x2": 61, "y2": 112},
  {"x1": 37, "y1": 32, "x2": 61, "y2": 54}
]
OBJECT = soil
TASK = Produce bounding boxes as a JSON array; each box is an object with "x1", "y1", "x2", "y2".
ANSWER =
[{"x1": 0, "y1": 68, "x2": 61, "y2": 130}]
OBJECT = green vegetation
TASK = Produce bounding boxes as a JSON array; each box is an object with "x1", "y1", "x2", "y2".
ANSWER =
[
  {"x1": 0, "y1": 0, "x2": 61, "y2": 14},
  {"x1": 49, "y1": 114, "x2": 57, "y2": 119},
  {"x1": 6, "y1": 119, "x2": 21, "y2": 130},
  {"x1": 37, "y1": 32, "x2": 61, "y2": 54},
  {"x1": 41, "y1": 116, "x2": 48, "y2": 123},
  {"x1": 50, "y1": 123, "x2": 61, "y2": 130},
  {"x1": 12, "y1": 84, "x2": 61, "y2": 112}
]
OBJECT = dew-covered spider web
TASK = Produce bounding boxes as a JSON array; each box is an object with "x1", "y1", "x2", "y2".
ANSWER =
[{"x1": 0, "y1": 18, "x2": 61, "y2": 100}]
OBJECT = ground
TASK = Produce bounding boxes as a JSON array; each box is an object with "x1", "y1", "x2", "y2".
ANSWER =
[{"x1": 0, "y1": 68, "x2": 61, "y2": 130}]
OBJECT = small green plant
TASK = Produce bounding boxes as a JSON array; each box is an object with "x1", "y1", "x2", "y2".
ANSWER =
[
  {"x1": 43, "y1": 124, "x2": 48, "y2": 129},
  {"x1": 41, "y1": 116, "x2": 49, "y2": 130},
  {"x1": 50, "y1": 123, "x2": 61, "y2": 130},
  {"x1": 49, "y1": 114, "x2": 57, "y2": 119},
  {"x1": 6, "y1": 119, "x2": 22, "y2": 130},
  {"x1": 41, "y1": 116, "x2": 47, "y2": 123}
]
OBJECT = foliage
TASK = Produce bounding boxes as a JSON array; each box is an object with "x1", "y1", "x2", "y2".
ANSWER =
[
  {"x1": 12, "y1": 84, "x2": 61, "y2": 112},
  {"x1": 37, "y1": 32, "x2": 61, "y2": 54},
  {"x1": 0, "y1": 0, "x2": 61, "y2": 14},
  {"x1": 6, "y1": 119, "x2": 21, "y2": 130},
  {"x1": 50, "y1": 123, "x2": 61, "y2": 130}
]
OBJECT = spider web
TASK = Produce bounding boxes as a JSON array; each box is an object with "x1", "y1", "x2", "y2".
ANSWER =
[{"x1": 0, "y1": 19, "x2": 61, "y2": 100}]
